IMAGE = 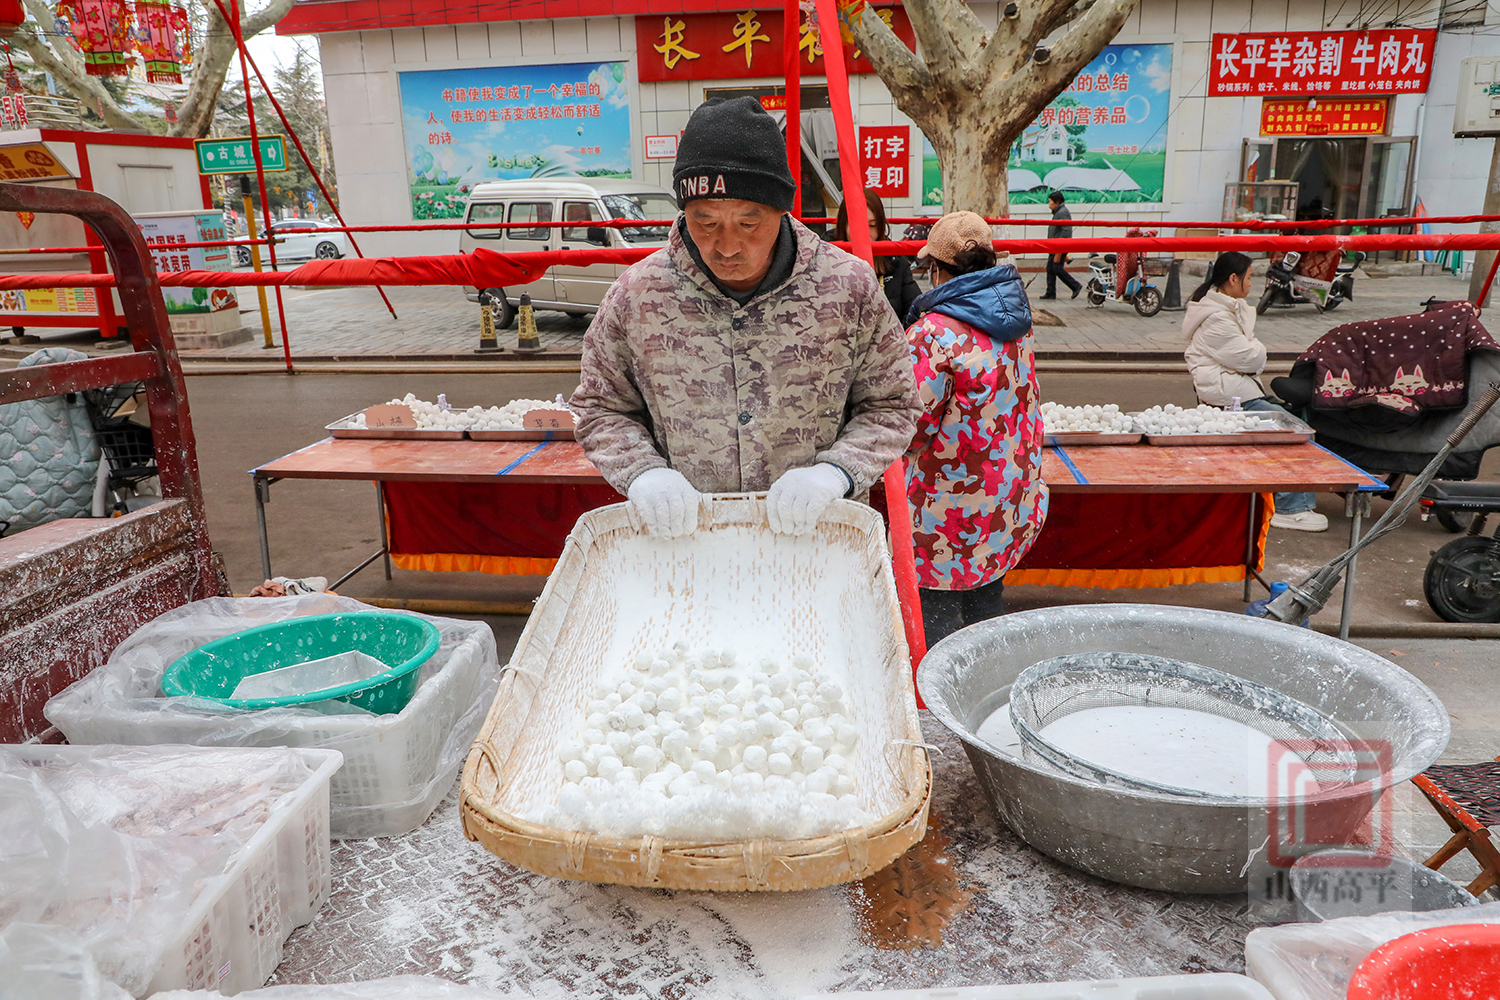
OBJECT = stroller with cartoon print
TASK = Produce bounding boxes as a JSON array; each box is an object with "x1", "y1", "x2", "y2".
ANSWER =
[{"x1": 1270, "y1": 302, "x2": 1500, "y2": 622}]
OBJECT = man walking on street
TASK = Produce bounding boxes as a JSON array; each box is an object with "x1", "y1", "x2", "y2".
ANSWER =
[{"x1": 1042, "y1": 191, "x2": 1081, "y2": 300}]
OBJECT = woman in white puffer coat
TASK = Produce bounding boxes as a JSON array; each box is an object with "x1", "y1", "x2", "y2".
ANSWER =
[
  {"x1": 1183, "y1": 252, "x2": 1266, "y2": 408},
  {"x1": 1182, "y1": 252, "x2": 1328, "y2": 532}
]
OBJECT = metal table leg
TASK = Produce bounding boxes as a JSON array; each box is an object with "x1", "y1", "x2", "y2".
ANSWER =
[
  {"x1": 255, "y1": 476, "x2": 275, "y2": 581},
  {"x1": 376, "y1": 481, "x2": 392, "y2": 580},
  {"x1": 1338, "y1": 492, "x2": 1371, "y2": 640}
]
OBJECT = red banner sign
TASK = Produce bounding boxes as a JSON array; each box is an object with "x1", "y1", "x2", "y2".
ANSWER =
[
  {"x1": 857, "y1": 125, "x2": 909, "y2": 198},
  {"x1": 1209, "y1": 29, "x2": 1435, "y2": 97},
  {"x1": 1260, "y1": 97, "x2": 1388, "y2": 136},
  {"x1": 635, "y1": 8, "x2": 914, "y2": 82}
]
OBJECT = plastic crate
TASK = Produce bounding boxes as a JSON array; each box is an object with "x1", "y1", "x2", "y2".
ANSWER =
[
  {"x1": 798, "y1": 974, "x2": 1274, "y2": 1000},
  {"x1": 5, "y1": 745, "x2": 340, "y2": 997}
]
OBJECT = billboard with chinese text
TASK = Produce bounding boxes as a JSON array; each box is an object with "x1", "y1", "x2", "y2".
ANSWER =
[
  {"x1": 922, "y1": 43, "x2": 1173, "y2": 209},
  {"x1": 1209, "y1": 30, "x2": 1435, "y2": 97},
  {"x1": 397, "y1": 61, "x2": 633, "y2": 220},
  {"x1": 858, "y1": 126, "x2": 909, "y2": 198}
]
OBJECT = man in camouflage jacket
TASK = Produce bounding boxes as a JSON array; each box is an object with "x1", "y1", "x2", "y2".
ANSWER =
[{"x1": 571, "y1": 97, "x2": 919, "y2": 538}]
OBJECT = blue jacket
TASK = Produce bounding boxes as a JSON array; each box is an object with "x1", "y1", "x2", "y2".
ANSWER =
[{"x1": 905, "y1": 264, "x2": 1032, "y2": 342}]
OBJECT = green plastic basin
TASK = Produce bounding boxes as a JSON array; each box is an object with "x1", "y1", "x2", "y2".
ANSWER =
[{"x1": 160, "y1": 611, "x2": 441, "y2": 714}]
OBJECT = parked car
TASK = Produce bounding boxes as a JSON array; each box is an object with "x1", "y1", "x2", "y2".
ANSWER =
[
  {"x1": 457, "y1": 179, "x2": 677, "y2": 326},
  {"x1": 233, "y1": 219, "x2": 348, "y2": 266}
]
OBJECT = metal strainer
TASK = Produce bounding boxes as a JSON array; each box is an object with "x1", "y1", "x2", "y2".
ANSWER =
[{"x1": 1008, "y1": 651, "x2": 1361, "y2": 798}]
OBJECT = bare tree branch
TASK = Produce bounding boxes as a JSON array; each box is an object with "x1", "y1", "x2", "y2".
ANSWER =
[
  {"x1": 995, "y1": 0, "x2": 1136, "y2": 130},
  {"x1": 847, "y1": 3, "x2": 932, "y2": 98},
  {"x1": 13, "y1": 1, "x2": 142, "y2": 132},
  {"x1": 899, "y1": 0, "x2": 965, "y2": 78},
  {"x1": 169, "y1": 0, "x2": 296, "y2": 137}
]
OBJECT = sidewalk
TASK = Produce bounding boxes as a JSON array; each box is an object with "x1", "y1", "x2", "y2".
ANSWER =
[{"x1": 1, "y1": 269, "x2": 1477, "y2": 363}]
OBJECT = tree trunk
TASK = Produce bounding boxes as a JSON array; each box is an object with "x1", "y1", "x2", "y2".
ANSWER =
[
  {"x1": 170, "y1": 0, "x2": 296, "y2": 138},
  {"x1": 942, "y1": 115, "x2": 1013, "y2": 218}
]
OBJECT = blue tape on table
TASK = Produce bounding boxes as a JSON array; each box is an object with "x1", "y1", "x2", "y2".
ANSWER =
[
  {"x1": 1052, "y1": 445, "x2": 1089, "y2": 485},
  {"x1": 1312, "y1": 443, "x2": 1387, "y2": 491},
  {"x1": 497, "y1": 434, "x2": 553, "y2": 476}
]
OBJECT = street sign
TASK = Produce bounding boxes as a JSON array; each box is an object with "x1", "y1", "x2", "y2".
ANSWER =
[{"x1": 194, "y1": 135, "x2": 289, "y2": 175}]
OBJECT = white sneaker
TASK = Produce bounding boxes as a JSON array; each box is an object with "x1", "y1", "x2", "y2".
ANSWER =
[{"x1": 1271, "y1": 510, "x2": 1329, "y2": 532}]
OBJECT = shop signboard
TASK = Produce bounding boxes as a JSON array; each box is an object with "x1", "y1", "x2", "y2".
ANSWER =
[
  {"x1": 858, "y1": 126, "x2": 909, "y2": 198},
  {"x1": 0, "y1": 142, "x2": 71, "y2": 182},
  {"x1": 1260, "y1": 98, "x2": 1388, "y2": 136},
  {"x1": 0, "y1": 287, "x2": 98, "y2": 316},
  {"x1": 398, "y1": 61, "x2": 633, "y2": 220},
  {"x1": 634, "y1": 7, "x2": 914, "y2": 82},
  {"x1": 1209, "y1": 30, "x2": 1435, "y2": 97},
  {"x1": 136, "y1": 211, "x2": 239, "y2": 325}
]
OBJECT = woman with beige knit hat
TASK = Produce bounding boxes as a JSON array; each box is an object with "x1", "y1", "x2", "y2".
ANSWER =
[{"x1": 900, "y1": 211, "x2": 1049, "y2": 644}]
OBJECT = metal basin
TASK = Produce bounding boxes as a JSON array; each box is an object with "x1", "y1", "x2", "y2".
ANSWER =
[{"x1": 917, "y1": 605, "x2": 1451, "y2": 894}]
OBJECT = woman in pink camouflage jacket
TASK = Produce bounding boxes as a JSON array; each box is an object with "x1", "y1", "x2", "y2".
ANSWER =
[{"x1": 902, "y1": 211, "x2": 1049, "y2": 645}]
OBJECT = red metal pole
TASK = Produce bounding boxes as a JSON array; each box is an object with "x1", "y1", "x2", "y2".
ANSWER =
[
  {"x1": 209, "y1": 0, "x2": 398, "y2": 322},
  {"x1": 783, "y1": 0, "x2": 801, "y2": 221},
  {"x1": 1477, "y1": 245, "x2": 1500, "y2": 312},
  {"x1": 228, "y1": 0, "x2": 294, "y2": 373},
  {"x1": 812, "y1": 0, "x2": 927, "y2": 681}
]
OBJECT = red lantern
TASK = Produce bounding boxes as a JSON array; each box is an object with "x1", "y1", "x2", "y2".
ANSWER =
[
  {"x1": 135, "y1": 1, "x2": 181, "y2": 83},
  {"x1": 0, "y1": 0, "x2": 25, "y2": 38},
  {"x1": 56, "y1": 0, "x2": 132, "y2": 76}
]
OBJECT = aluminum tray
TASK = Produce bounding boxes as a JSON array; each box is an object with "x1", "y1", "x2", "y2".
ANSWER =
[
  {"x1": 1044, "y1": 431, "x2": 1142, "y2": 447},
  {"x1": 1130, "y1": 408, "x2": 1314, "y2": 446},
  {"x1": 325, "y1": 412, "x2": 467, "y2": 440},
  {"x1": 468, "y1": 427, "x2": 577, "y2": 441}
]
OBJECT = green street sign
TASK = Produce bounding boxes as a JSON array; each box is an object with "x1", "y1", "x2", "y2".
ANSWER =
[{"x1": 195, "y1": 135, "x2": 289, "y2": 175}]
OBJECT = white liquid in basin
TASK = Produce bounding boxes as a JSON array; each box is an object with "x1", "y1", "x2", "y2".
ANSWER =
[{"x1": 981, "y1": 703, "x2": 1315, "y2": 797}]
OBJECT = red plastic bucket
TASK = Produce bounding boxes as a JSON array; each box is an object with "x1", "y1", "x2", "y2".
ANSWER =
[{"x1": 1345, "y1": 923, "x2": 1500, "y2": 999}]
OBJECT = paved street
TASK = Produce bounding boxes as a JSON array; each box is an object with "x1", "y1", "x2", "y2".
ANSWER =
[{"x1": 2, "y1": 266, "x2": 1477, "y2": 363}]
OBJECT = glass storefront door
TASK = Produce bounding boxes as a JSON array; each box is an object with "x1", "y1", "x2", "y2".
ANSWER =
[{"x1": 1247, "y1": 135, "x2": 1417, "y2": 232}]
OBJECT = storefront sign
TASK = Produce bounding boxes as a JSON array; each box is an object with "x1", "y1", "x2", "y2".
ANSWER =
[
  {"x1": 1259, "y1": 98, "x2": 1388, "y2": 136},
  {"x1": 0, "y1": 142, "x2": 71, "y2": 182},
  {"x1": 858, "y1": 125, "x2": 909, "y2": 198},
  {"x1": 397, "y1": 61, "x2": 633, "y2": 220},
  {"x1": 635, "y1": 8, "x2": 914, "y2": 82},
  {"x1": 1209, "y1": 30, "x2": 1435, "y2": 96},
  {"x1": 644, "y1": 134, "x2": 679, "y2": 159},
  {"x1": 0, "y1": 287, "x2": 98, "y2": 316},
  {"x1": 136, "y1": 211, "x2": 239, "y2": 316}
]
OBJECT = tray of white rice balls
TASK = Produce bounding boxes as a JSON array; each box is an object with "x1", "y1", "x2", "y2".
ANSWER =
[
  {"x1": 1131, "y1": 404, "x2": 1315, "y2": 446},
  {"x1": 327, "y1": 394, "x2": 578, "y2": 440},
  {"x1": 1039, "y1": 402, "x2": 1143, "y2": 446}
]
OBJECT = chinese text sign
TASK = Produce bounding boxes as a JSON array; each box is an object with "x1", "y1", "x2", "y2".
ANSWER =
[
  {"x1": 635, "y1": 8, "x2": 915, "y2": 82},
  {"x1": 1209, "y1": 30, "x2": 1435, "y2": 96},
  {"x1": 858, "y1": 126, "x2": 909, "y2": 198},
  {"x1": 1259, "y1": 98, "x2": 1388, "y2": 136},
  {"x1": 398, "y1": 61, "x2": 633, "y2": 220}
]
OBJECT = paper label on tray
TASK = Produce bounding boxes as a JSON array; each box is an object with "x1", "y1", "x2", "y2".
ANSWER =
[
  {"x1": 523, "y1": 409, "x2": 573, "y2": 430},
  {"x1": 364, "y1": 403, "x2": 415, "y2": 429}
]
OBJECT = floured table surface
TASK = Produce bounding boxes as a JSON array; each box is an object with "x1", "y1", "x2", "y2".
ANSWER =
[{"x1": 270, "y1": 715, "x2": 1261, "y2": 996}]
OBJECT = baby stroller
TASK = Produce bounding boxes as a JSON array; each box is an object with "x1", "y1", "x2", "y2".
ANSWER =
[
  {"x1": 1271, "y1": 302, "x2": 1500, "y2": 622},
  {"x1": 83, "y1": 382, "x2": 159, "y2": 516}
]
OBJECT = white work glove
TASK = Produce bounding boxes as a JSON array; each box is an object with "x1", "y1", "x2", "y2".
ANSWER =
[
  {"x1": 627, "y1": 468, "x2": 701, "y2": 539},
  {"x1": 766, "y1": 463, "x2": 851, "y2": 536}
]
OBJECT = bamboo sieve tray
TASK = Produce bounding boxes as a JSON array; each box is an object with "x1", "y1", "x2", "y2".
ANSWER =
[{"x1": 459, "y1": 496, "x2": 931, "y2": 891}]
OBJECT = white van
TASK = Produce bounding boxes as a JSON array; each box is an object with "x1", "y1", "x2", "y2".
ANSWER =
[{"x1": 458, "y1": 179, "x2": 678, "y2": 326}]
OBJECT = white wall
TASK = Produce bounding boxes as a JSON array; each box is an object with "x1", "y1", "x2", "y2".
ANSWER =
[{"x1": 315, "y1": 0, "x2": 1500, "y2": 256}]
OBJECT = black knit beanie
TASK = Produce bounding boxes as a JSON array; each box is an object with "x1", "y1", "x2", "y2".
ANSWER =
[{"x1": 672, "y1": 97, "x2": 796, "y2": 212}]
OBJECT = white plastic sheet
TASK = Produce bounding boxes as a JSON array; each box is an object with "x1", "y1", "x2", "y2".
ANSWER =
[
  {"x1": 0, "y1": 924, "x2": 133, "y2": 1000},
  {"x1": 150, "y1": 975, "x2": 523, "y2": 999},
  {"x1": 1244, "y1": 900, "x2": 1500, "y2": 1000},
  {"x1": 0, "y1": 745, "x2": 317, "y2": 997},
  {"x1": 43, "y1": 596, "x2": 501, "y2": 838}
]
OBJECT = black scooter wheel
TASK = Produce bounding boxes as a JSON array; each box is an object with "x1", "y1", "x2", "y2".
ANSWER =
[
  {"x1": 1435, "y1": 508, "x2": 1474, "y2": 533},
  {"x1": 1256, "y1": 288, "x2": 1277, "y2": 315},
  {"x1": 1424, "y1": 536, "x2": 1500, "y2": 623}
]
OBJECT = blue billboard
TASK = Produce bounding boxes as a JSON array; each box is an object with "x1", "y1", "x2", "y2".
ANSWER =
[{"x1": 397, "y1": 61, "x2": 634, "y2": 219}]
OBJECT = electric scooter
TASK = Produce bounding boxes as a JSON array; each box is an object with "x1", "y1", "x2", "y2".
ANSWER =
[
  {"x1": 1257, "y1": 249, "x2": 1366, "y2": 315},
  {"x1": 1083, "y1": 254, "x2": 1163, "y2": 317},
  {"x1": 1419, "y1": 480, "x2": 1500, "y2": 623}
]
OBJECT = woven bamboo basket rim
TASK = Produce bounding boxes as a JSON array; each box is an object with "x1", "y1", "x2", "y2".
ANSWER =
[{"x1": 459, "y1": 495, "x2": 931, "y2": 890}]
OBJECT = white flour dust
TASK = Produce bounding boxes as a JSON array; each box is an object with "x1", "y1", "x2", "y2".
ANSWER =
[{"x1": 978, "y1": 703, "x2": 1311, "y2": 797}]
